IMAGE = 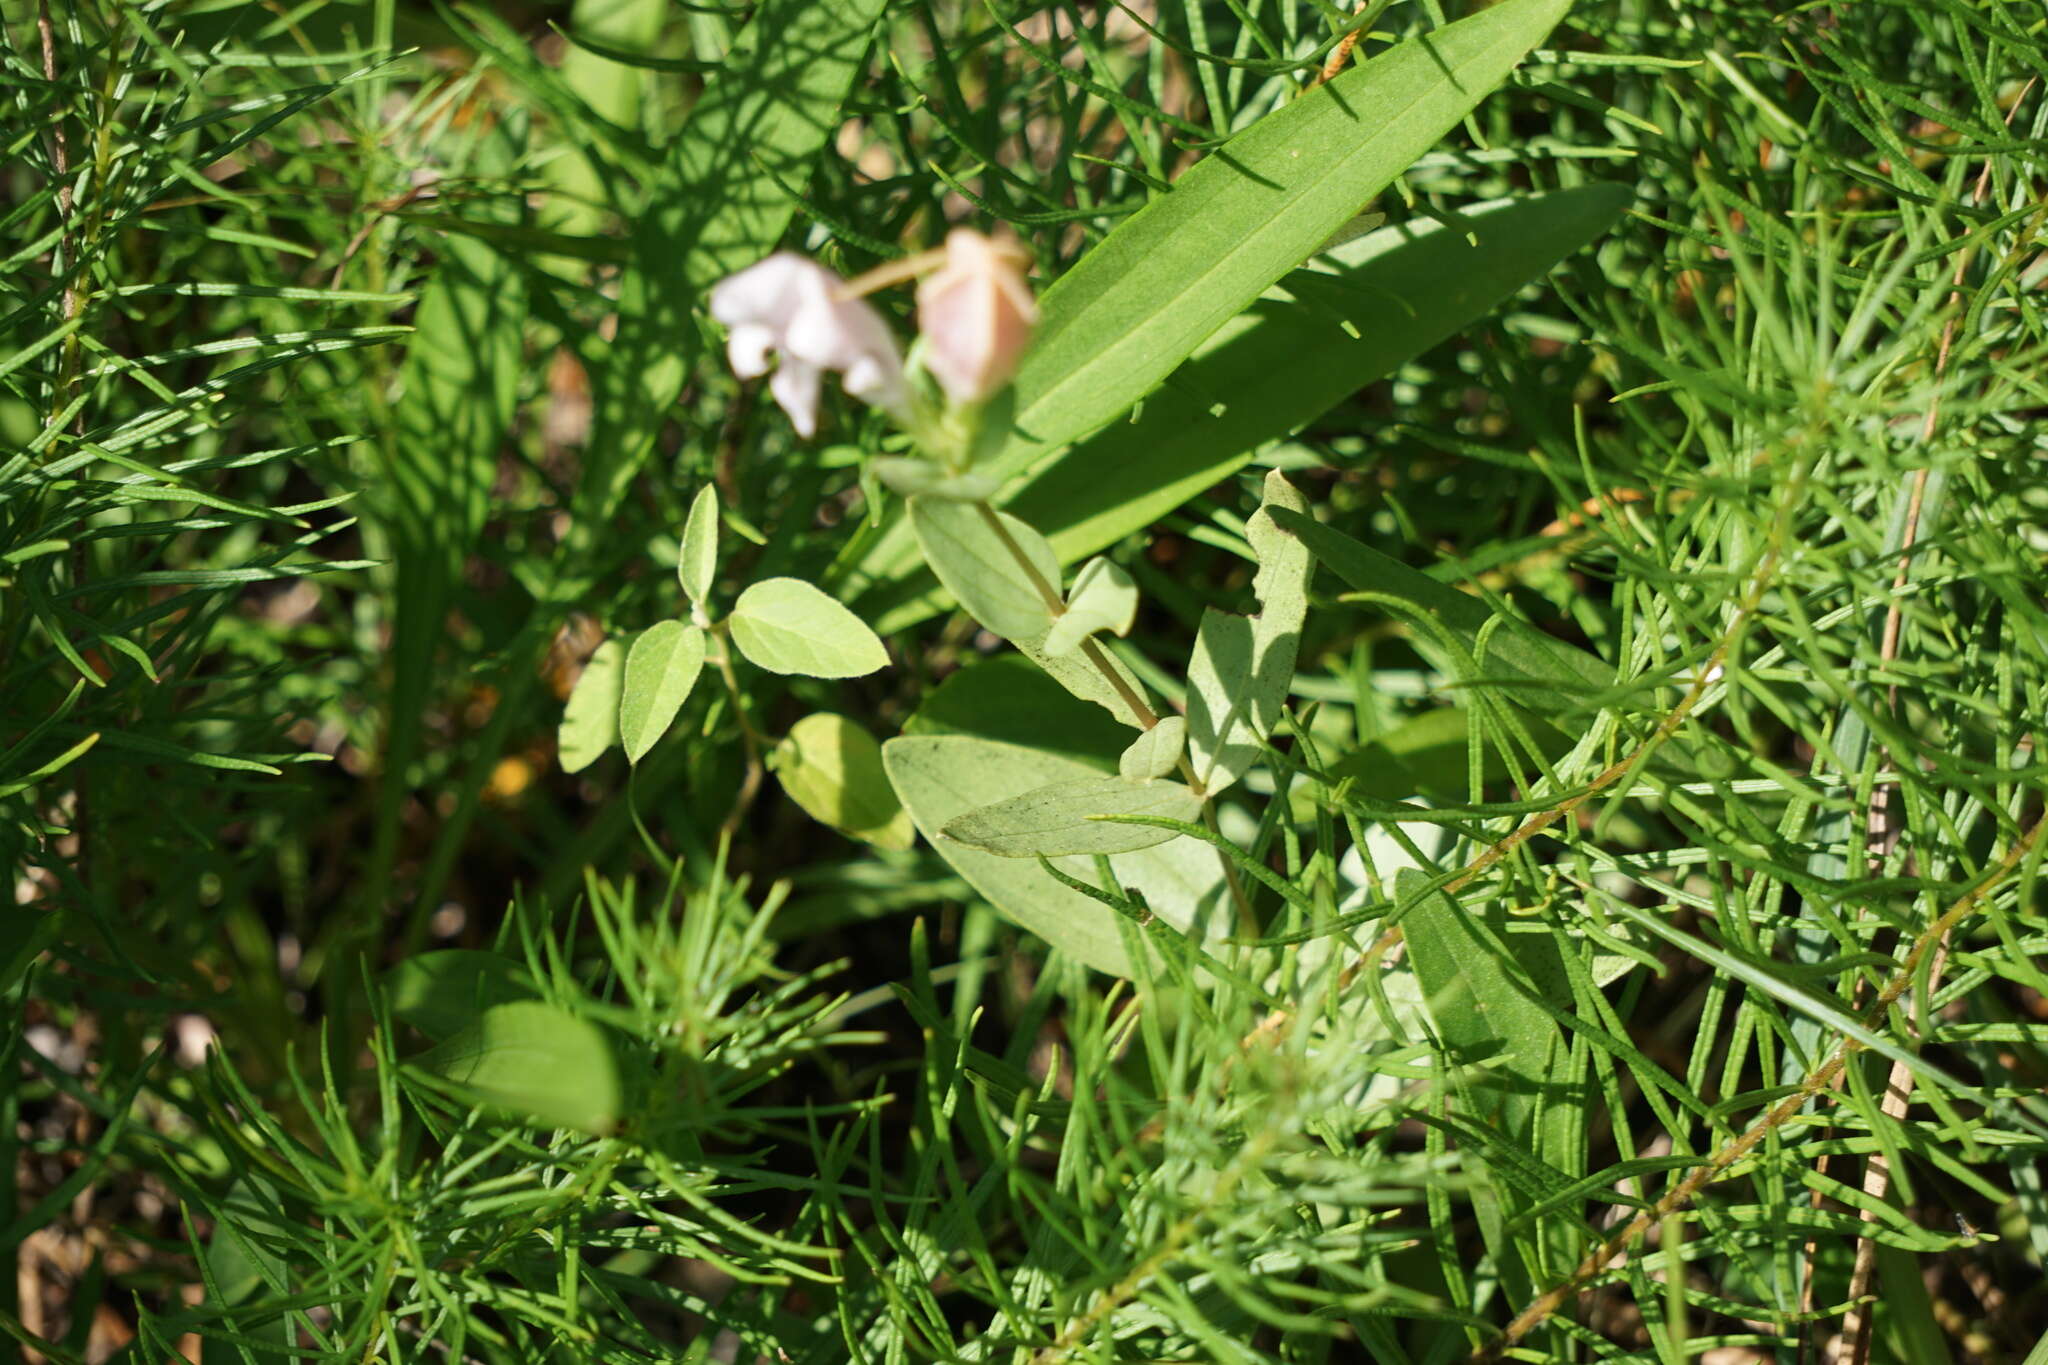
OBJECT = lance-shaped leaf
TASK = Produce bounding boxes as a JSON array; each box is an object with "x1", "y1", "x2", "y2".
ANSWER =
[
  {"x1": 944, "y1": 775, "x2": 1200, "y2": 857},
  {"x1": 886, "y1": 735, "x2": 1230, "y2": 974},
  {"x1": 620, "y1": 620, "x2": 707, "y2": 762},
  {"x1": 909, "y1": 497, "x2": 1059, "y2": 641},
  {"x1": 1184, "y1": 471, "x2": 1311, "y2": 796},
  {"x1": 1397, "y1": 867, "x2": 1570, "y2": 1147},
  {"x1": 838, "y1": 6, "x2": 1593, "y2": 632},
  {"x1": 1044, "y1": 556, "x2": 1138, "y2": 657},
  {"x1": 558, "y1": 638, "x2": 626, "y2": 773},
  {"x1": 678, "y1": 484, "x2": 718, "y2": 607},
  {"x1": 1001, "y1": 0, "x2": 1571, "y2": 465},
  {"x1": 1119, "y1": 715, "x2": 1186, "y2": 781},
  {"x1": 729, "y1": 577, "x2": 888, "y2": 678},
  {"x1": 773, "y1": 712, "x2": 914, "y2": 852}
]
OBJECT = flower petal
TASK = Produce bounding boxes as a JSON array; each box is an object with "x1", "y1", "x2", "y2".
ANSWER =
[
  {"x1": 726, "y1": 324, "x2": 778, "y2": 379},
  {"x1": 916, "y1": 229, "x2": 1037, "y2": 404},
  {"x1": 769, "y1": 356, "x2": 824, "y2": 438},
  {"x1": 709, "y1": 253, "x2": 821, "y2": 326}
]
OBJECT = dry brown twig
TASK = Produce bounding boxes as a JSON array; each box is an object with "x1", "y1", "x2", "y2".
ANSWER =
[
  {"x1": 1832, "y1": 80, "x2": 2034, "y2": 1365},
  {"x1": 1473, "y1": 807, "x2": 2048, "y2": 1361}
]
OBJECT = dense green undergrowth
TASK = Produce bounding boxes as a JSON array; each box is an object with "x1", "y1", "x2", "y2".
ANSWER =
[{"x1": 5, "y1": 0, "x2": 2046, "y2": 1361}]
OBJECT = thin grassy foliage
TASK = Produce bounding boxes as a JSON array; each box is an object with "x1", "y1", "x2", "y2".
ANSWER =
[{"x1": 4, "y1": 0, "x2": 2045, "y2": 1362}]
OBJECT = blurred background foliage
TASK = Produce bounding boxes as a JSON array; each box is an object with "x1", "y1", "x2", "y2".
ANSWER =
[{"x1": 4, "y1": 0, "x2": 2046, "y2": 1360}]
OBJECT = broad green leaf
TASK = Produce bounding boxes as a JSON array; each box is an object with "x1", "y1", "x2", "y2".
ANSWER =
[
  {"x1": 678, "y1": 484, "x2": 719, "y2": 607},
  {"x1": 1119, "y1": 716, "x2": 1187, "y2": 782},
  {"x1": 943, "y1": 775, "x2": 1200, "y2": 858},
  {"x1": 841, "y1": 35, "x2": 1608, "y2": 632},
  {"x1": 1003, "y1": 0, "x2": 1570, "y2": 460},
  {"x1": 1395, "y1": 865, "x2": 1577, "y2": 1316},
  {"x1": 415, "y1": 1001, "x2": 621, "y2": 1134},
  {"x1": 1877, "y1": 1243, "x2": 1955, "y2": 1365},
  {"x1": 558, "y1": 638, "x2": 626, "y2": 773},
  {"x1": 773, "y1": 713, "x2": 915, "y2": 852},
  {"x1": 1185, "y1": 472, "x2": 1312, "y2": 797},
  {"x1": 1268, "y1": 506, "x2": 1613, "y2": 715},
  {"x1": 620, "y1": 620, "x2": 707, "y2": 762},
  {"x1": 1044, "y1": 556, "x2": 1138, "y2": 657},
  {"x1": 885, "y1": 735, "x2": 1230, "y2": 975},
  {"x1": 384, "y1": 950, "x2": 540, "y2": 1042},
  {"x1": 854, "y1": 187, "x2": 1630, "y2": 629},
  {"x1": 909, "y1": 497, "x2": 1060, "y2": 642},
  {"x1": 202, "y1": 1173, "x2": 296, "y2": 1360},
  {"x1": 1006, "y1": 188, "x2": 1628, "y2": 570},
  {"x1": 729, "y1": 578, "x2": 887, "y2": 678},
  {"x1": 904, "y1": 655, "x2": 1127, "y2": 771},
  {"x1": 546, "y1": 0, "x2": 665, "y2": 234},
  {"x1": 373, "y1": 127, "x2": 527, "y2": 891}
]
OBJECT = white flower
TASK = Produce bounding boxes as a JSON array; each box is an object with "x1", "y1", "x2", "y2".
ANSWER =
[
  {"x1": 709, "y1": 253, "x2": 906, "y2": 438},
  {"x1": 915, "y1": 229, "x2": 1038, "y2": 405}
]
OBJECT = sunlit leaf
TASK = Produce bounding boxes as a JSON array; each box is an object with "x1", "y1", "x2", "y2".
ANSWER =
[
  {"x1": 558, "y1": 638, "x2": 626, "y2": 773},
  {"x1": 415, "y1": 1001, "x2": 621, "y2": 1134},
  {"x1": 678, "y1": 484, "x2": 719, "y2": 608},
  {"x1": 1119, "y1": 716, "x2": 1186, "y2": 782},
  {"x1": 1044, "y1": 556, "x2": 1138, "y2": 657},
  {"x1": 620, "y1": 620, "x2": 707, "y2": 762},
  {"x1": 885, "y1": 735, "x2": 1230, "y2": 974},
  {"x1": 943, "y1": 775, "x2": 1200, "y2": 857},
  {"x1": 774, "y1": 712, "x2": 915, "y2": 851},
  {"x1": 909, "y1": 497, "x2": 1059, "y2": 642},
  {"x1": 729, "y1": 578, "x2": 888, "y2": 678},
  {"x1": 1185, "y1": 471, "x2": 1311, "y2": 797}
]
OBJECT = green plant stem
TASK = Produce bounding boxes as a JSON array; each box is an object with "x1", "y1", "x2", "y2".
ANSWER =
[
  {"x1": 971, "y1": 500, "x2": 1161, "y2": 730},
  {"x1": 707, "y1": 618, "x2": 766, "y2": 844},
  {"x1": 969, "y1": 499, "x2": 1257, "y2": 931}
]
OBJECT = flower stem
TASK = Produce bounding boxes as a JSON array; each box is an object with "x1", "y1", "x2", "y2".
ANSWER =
[
  {"x1": 973, "y1": 501, "x2": 1161, "y2": 732},
  {"x1": 969, "y1": 501, "x2": 1255, "y2": 931},
  {"x1": 707, "y1": 619, "x2": 765, "y2": 844}
]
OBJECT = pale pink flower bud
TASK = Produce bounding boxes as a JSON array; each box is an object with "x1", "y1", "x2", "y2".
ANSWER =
[
  {"x1": 915, "y1": 229, "x2": 1038, "y2": 405},
  {"x1": 709, "y1": 253, "x2": 907, "y2": 437}
]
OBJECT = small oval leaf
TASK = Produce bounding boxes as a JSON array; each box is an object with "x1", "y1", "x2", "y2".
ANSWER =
[
  {"x1": 774, "y1": 713, "x2": 915, "y2": 851},
  {"x1": 1044, "y1": 555, "x2": 1138, "y2": 656},
  {"x1": 620, "y1": 621, "x2": 707, "y2": 762},
  {"x1": 729, "y1": 578, "x2": 888, "y2": 678},
  {"x1": 679, "y1": 484, "x2": 719, "y2": 607},
  {"x1": 1119, "y1": 716, "x2": 1187, "y2": 782},
  {"x1": 558, "y1": 638, "x2": 627, "y2": 773}
]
